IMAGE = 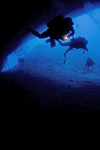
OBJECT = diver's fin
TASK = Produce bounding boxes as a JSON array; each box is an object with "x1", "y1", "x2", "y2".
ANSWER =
[{"x1": 45, "y1": 39, "x2": 50, "y2": 43}]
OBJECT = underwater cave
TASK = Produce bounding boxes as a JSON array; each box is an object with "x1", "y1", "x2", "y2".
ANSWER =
[{"x1": 0, "y1": 0, "x2": 100, "y2": 135}]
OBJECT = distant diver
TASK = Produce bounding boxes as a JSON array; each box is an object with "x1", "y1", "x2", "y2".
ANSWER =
[
  {"x1": 27, "y1": 15, "x2": 75, "y2": 47},
  {"x1": 58, "y1": 36, "x2": 88, "y2": 64},
  {"x1": 85, "y1": 57, "x2": 96, "y2": 69}
]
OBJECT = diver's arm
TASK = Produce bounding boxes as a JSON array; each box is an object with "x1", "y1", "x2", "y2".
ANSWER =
[{"x1": 58, "y1": 40, "x2": 68, "y2": 46}]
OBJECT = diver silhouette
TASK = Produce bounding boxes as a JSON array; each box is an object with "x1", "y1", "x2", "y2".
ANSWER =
[
  {"x1": 58, "y1": 36, "x2": 88, "y2": 64},
  {"x1": 85, "y1": 57, "x2": 96, "y2": 69},
  {"x1": 27, "y1": 15, "x2": 75, "y2": 47}
]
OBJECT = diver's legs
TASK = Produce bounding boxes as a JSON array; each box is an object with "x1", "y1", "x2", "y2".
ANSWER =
[
  {"x1": 63, "y1": 47, "x2": 72, "y2": 64},
  {"x1": 45, "y1": 37, "x2": 56, "y2": 47},
  {"x1": 28, "y1": 28, "x2": 49, "y2": 38},
  {"x1": 50, "y1": 37, "x2": 56, "y2": 47}
]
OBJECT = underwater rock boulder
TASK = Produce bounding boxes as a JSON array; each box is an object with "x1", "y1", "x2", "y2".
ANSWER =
[{"x1": 18, "y1": 57, "x2": 24, "y2": 63}]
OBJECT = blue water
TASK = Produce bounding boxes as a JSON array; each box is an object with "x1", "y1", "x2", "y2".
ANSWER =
[{"x1": 2, "y1": 4, "x2": 100, "y2": 86}]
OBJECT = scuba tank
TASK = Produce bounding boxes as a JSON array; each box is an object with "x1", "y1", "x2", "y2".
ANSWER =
[{"x1": 47, "y1": 15, "x2": 64, "y2": 28}]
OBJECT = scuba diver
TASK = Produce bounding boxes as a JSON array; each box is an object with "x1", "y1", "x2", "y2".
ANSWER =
[
  {"x1": 58, "y1": 36, "x2": 88, "y2": 64},
  {"x1": 27, "y1": 15, "x2": 75, "y2": 47},
  {"x1": 85, "y1": 57, "x2": 96, "y2": 69}
]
